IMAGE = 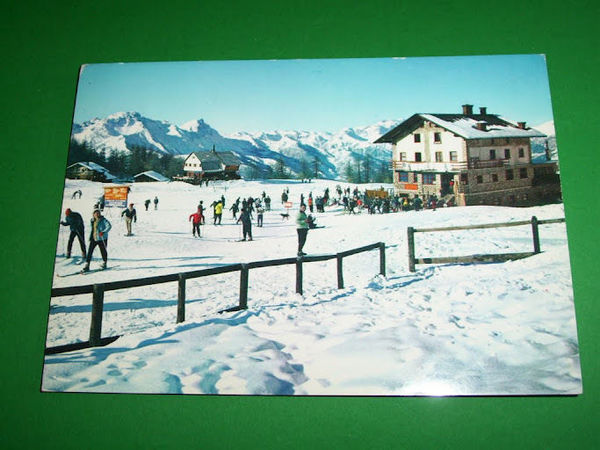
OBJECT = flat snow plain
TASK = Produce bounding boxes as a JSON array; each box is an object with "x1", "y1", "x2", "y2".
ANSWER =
[{"x1": 42, "y1": 179, "x2": 581, "y2": 396}]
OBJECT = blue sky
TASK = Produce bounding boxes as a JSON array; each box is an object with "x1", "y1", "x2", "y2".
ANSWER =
[{"x1": 74, "y1": 55, "x2": 554, "y2": 133}]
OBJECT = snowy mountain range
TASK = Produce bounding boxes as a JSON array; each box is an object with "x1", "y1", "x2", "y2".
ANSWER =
[{"x1": 71, "y1": 112, "x2": 400, "y2": 179}]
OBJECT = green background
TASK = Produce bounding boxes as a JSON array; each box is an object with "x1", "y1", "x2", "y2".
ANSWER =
[{"x1": 2, "y1": 0, "x2": 598, "y2": 448}]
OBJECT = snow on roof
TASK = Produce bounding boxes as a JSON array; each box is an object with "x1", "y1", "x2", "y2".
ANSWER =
[
  {"x1": 375, "y1": 112, "x2": 546, "y2": 143},
  {"x1": 193, "y1": 150, "x2": 241, "y2": 166},
  {"x1": 420, "y1": 114, "x2": 547, "y2": 139},
  {"x1": 200, "y1": 160, "x2": 224, "y2": 172},
  {"x1": 67, "y1": 161, "x2": 116, "y2": 179},
  {"x1": 134, "y1": 170, "x2": 170, "y2": 182}
]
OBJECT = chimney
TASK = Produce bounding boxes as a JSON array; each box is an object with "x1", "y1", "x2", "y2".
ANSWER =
[
  {"x1": 462, "y1": 104, "x2": 473, "y2": 115},
  {"x1": 476, "y1": 121, "x2": 487, "y2": 131},
  {"x1": 479, "y1": 106, "x2": 487, "y2": 115},
  {"x1": 517, "y1": 122, "x2": 527, "y2": 129}
]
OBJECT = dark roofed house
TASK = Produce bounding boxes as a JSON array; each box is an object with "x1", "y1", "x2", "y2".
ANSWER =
[
  {"x1": 374, "y1": 104, "x2": 561, "y2": 207},
  {"x1": 66, "y1": 162, "x2": 117, "y2": 182},
  {"x1": 182, "y1": 147, "x2": 241, "y2": 183}
]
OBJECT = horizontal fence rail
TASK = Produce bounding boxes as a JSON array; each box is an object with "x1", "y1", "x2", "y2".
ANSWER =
[
  {"x1": 47, "y1": 242, "x2": 386, "y2": 355},
  {"x1": 407, "y1": 216, "x2": 565, "y2": 272}
]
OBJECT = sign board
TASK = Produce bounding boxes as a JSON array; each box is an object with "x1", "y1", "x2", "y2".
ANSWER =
[
  {"x1": 284, "y1": 201, "x2": 293, "y2": 209},
  {"x1": 103, "y1": 185, "x2": 129, "y2": 208},
  {"x1": 365, "y1": 189, "x2": 388, "y2": 199},
  {"x1": 402, "y1": 183, "x2": 419, "y2": 191}
]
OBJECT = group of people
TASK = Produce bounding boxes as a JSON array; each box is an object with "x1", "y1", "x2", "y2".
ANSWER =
[
  {"x1": 60, "y1": 208, "x2": 112, "y2": 272},
  {"x1": 59, "y1": 185, "x2": 357, "y2": 273}
]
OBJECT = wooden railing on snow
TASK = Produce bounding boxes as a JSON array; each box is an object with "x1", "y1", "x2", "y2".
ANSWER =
[
  {"x1": 407, "y1": 216, "x2": 565, "y2": 272},
  {"x1": 46, "y1": 242, "x2": 386, "y2": 355}
]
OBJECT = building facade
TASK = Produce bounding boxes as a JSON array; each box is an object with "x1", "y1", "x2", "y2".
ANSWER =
[
  {"x1": 182, "y1": 148, "x2": 241, "y2": 183},
  {"x1": 65, "y1": 162, "x2": 116, "y2": 182},
  {"x1": 374, "y1": 105, "x2": 561, "y2": 206}
]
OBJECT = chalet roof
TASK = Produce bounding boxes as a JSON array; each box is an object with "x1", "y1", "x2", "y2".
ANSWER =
[
  {"x1": 190, "y1": 149, "x2": 241, "y2": 166},
  {"x1": 133, "y1": 170, "x2": 170, "y2": 182},
  {"x1": 67, "y1": 161, "x2": 116, "y2": 180},
  {"x1": 200, "y1": 160, "x2": 223, "y2": 172},
  {"x1": 374, "y1": 113, "x2": 546, "y2": 143}
]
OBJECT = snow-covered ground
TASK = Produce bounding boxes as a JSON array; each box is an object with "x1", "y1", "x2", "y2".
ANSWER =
[{"x1": 41, "y1": 179, "x2": 581, "y2": 395}]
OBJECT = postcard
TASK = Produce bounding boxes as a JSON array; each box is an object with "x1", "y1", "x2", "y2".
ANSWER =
[{"x1": 41, "y1": 56, "x2": 581, "y2": 395}]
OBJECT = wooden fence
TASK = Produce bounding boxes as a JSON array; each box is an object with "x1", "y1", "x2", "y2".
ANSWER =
[
  {"x1": 46, "y1": 242, "x2": 386, "y2": 355},
  {"x1": 407, "y1": 216, "x2": 565, "y2": 272}
]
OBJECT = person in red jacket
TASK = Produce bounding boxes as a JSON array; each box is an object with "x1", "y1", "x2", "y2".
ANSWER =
[{"x1": 189, "y1": 207, "x2": 203, "y2": 237}]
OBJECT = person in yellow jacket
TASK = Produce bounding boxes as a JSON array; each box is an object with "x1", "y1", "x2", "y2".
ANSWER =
[{"x1": 213, "y1": 200, "x2": 223, "y2": 225}]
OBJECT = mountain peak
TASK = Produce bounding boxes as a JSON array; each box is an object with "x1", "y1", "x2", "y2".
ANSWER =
[{"x1": 180, "y1": 118, "x2": 207, "y2": 132}]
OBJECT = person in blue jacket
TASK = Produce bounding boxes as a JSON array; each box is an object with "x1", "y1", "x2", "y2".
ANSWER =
[{"x1": 82, "y1": 209, "x2": 112, "y2": 272}]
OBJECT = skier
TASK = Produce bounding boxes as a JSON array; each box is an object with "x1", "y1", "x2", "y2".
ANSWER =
[
  {"x1": 82, "y1": 209, "x2": 112, "y2": 272},
  {"x1": 264, "y1": 195, "x2": 271, "y2": 211},
  {"x1": 256, "y1": 202, "x2": 264, "y2": 227},
  {"x1": 198, "y1": 200, "x2": 205, "y2": 224},
  {"x1": 237, "y1": 207, "x2": 253, "y2": 241},
  {"x1": 296, "y1": 203, "x2": 309, "y2": 256},
  {"x1": 189, "y1": 207, "x2": 203, "y2": 237},
  {"x1": 121, "y1": 203, "x2": 137, "y2": 236},
  {"x1": 144, "y1": 199, "x2": 151, "y2": 211},
  {"x1": 153, "y1": 196, "x2": 159, "y2": 210},
  {"x1": 308, "y1": 193, "x2": 314, "y2": 213},
  {"x1": 60, "y1": 208, "x2": 86, "y2": 259},
  {"x1": 281, "y1": 190, "x2": 288, "y2": 204},
  {"x1": 214, "y1": 200, "x2": 223, "y2": 225},
  {"x1": 230, "y1": 202, "x2": 239, "y2": 220}
]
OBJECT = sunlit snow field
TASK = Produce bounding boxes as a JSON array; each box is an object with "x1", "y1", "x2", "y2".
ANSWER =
[{"x1": 42, "y1": 179, "x2": 581, "y2": 395}]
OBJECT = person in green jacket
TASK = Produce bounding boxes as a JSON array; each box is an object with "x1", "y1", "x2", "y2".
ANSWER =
[{"x1": 296, "y1": 204, "x2": 309, "y2": 256}]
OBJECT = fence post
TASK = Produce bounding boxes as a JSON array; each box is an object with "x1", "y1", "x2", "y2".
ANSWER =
[
  {"x1": 407, "y1": 227, "x2": 416, "y2": 272},
  {"x1": 89, "y1": 283, "x2": 105, "y2": 347},
  {"x1": 336, "y1": 254, "x2": 344, "y2": 289},
  {"x1": 379, "y1": 242, "x2": 386, "y2": 277},
  {"x1": 177, "y1": 274, "x2": 186, "y2": 323},
  {"x1": 296, "y1": 258, "x2": 303, "y2": 295},
  {"x1": 531, "y1": 216, "x2": 541, "y2": 254},
  {"x1": 239, "y1": 264, "x2": 249, "y2": 309}
]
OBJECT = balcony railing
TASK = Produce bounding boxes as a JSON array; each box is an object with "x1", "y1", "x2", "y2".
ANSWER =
[{"x1": 391, "y1": 158, "x2": 510, "y2": 171}]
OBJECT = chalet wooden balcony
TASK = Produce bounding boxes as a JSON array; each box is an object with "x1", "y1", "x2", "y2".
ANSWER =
[{"x1": 391, "y1": 158, "x2": 510, "y2": 172}]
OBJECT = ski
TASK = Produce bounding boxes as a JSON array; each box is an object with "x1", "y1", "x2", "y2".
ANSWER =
[{"x1": 57, "y1": 264, "x2": 119, "y2": 277}]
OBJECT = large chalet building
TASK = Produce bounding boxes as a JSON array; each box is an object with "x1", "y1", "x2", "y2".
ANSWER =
[
  {"x1": 181, "y1": 147, "x2": 241, "y2": 183},
  {"x1": 375, "y1": 105, "x2": 561, "y2": 206}
]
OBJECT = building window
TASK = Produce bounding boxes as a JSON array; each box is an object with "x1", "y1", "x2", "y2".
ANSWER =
[
  {"x1": 450, "y1": 151, "x2": 458, "y2": 161},
  {"x1": 492, "y1": 174, "x2": 498, "y2": 182},
  {"x1": 504, "y1": 148, "x2": 510, "y2": 159},
  {"x1": 398, "y1": 171, "x2": 409, "y2": 182},
  {"x1": 506, "y1": 169, "x2": 514, "y2": 180},
  {"x1": 490, "y1": 149, "x2": 496, "y2": 160},
  {"x1": 505, "y1": 138, "x2": 510, "y2": 144},
  {"x1": 414, "y1": 133, "x2": 421, "y2": 143},
  {"x1": 435, "y1": 152, "x2": 443, "y2": 162},
  {"x1": 518, "y1": 148, "x2": 525, "y2": 157},
  {"x1": 519, "y1": 168, "x2": 528, "y2": 179},
  {"x1": 423, "y1": 173, "x2": 435, "y2": 185},
  {"x1": 476, "y1": 175, "x2": 483, "y2": 184},
  {"x1": 460, "y1": 173, "x2": 468, "y2": 185},
  {"x1": 399, "y1": 152, "x2": 407, "y2": 161},
  {"x1": 434, "y1": 132, "x2": 441, "y2": 143},
  {"x1": 415, "y1": 152, "x2": 422, "y2": 162}
]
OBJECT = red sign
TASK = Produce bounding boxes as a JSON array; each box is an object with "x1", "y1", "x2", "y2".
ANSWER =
[
  {"x1": 284, "y1": 201, "x2": 293, "y2": 209},
  {"x1": 402, "y1": 183, "x2": 419, "y2": 191}
]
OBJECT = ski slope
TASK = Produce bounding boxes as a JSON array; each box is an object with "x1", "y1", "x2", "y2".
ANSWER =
[{"x1": 41, "y1": 179, "x2": 581, "y2": 395}]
